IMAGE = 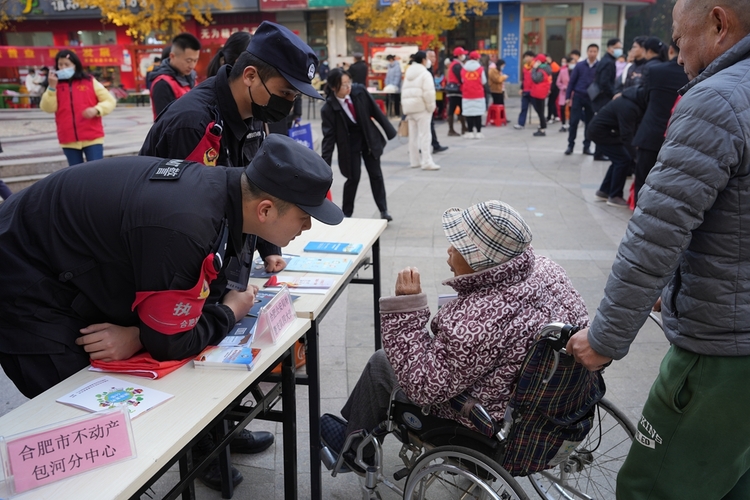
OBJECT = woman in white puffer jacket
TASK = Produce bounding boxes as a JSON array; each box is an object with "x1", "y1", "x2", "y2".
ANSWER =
[{"x1": 401, "y1": 51, "x2": 440, "y2": 170}]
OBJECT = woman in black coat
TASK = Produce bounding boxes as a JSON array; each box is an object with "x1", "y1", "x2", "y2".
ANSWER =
[{"x1": 321, "y1": 68, "x2": 397, "y2": 221}]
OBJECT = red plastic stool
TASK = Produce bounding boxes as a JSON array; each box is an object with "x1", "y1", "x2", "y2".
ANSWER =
[
  {"x1": 486, "y1": 104, "x2": 508, "y2": 126},
  {"x1": 375, "y1": 99, "x2": 387, "y2": 115}
]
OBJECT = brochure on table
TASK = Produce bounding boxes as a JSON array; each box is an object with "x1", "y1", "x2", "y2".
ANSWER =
[
  {"x1": 56, "y1": 376, "x2": 173, "y2": 419},
  {"x1": 193, "y1": 286, "x2": 296, "y2": 369},
  {"x1": 303, "y1": 241, "x2": 364, "y2": 254},
  {"x1": 285, "y1": 256, "x2": 353, "y2": 274}
]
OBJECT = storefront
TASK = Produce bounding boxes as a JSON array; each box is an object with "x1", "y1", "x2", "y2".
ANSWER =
[
  {"x1": 446, "y1": 3, "x2": 502, "y2": 64},
  {"x1": 499, "y1": 0, "x2": 652, "y2": 85}
]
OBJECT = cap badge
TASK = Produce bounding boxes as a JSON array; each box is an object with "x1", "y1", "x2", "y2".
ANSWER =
[{"x1": 308, "y1": 63, "x2": 315, "y2": 80}]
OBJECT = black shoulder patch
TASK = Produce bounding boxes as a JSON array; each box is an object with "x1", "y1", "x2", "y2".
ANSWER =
[{"x1": 150, "y1": 159, "x2": 190, "y2": 180}]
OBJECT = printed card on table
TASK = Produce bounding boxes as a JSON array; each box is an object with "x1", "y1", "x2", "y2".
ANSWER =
[
  {"x1": 254, "y1": 285, "x2": 296, "y2": 344},
  {"x1": 56, "y1": 376, "x2": 173, "y2": 420},
  {"x1": 0, "y1": 407, "x2": 135, "y2": 495}
]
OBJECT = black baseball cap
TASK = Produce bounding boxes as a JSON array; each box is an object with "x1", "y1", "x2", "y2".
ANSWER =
[
  {"x1": 245, "y1": 134, "x2": 343, "y2": 225},
  {"x1": 247, "y1": 21, "x2": 323, "y2": 100}
]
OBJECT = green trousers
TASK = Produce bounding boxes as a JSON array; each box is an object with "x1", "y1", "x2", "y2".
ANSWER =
[{"x1": 617, "y1": 345, "x2": 750, "y2": 499}]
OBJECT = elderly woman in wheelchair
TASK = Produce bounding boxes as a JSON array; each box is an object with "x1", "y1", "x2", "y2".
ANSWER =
[{"x1": 320, "y1": 201, "x2": 633, "y2": 499}]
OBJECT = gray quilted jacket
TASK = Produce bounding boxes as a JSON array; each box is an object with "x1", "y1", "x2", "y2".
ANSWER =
[{"x1": 589, "y1": 34, "x2": 750, "y2": 359}]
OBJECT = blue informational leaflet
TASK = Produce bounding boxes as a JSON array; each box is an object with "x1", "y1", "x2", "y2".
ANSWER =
[
  {"x1": 303, "y1": 241, "x2": 364, "y2": 254},
  {"x1": 285, "y1": 256, "x2": 353, "y2": 274}
]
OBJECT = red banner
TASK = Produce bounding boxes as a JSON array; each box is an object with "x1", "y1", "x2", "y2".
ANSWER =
[
  {"x1": 259, "y1": 0, "x2": 308, "y2": 11},
  {"x1": 0, "y1": 45, "x2": 124, "y2": 68}
]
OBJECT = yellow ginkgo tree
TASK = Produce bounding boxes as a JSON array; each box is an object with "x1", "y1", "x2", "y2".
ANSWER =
[
  {"x1": 346, "y1": 0, "x2": 487, "y2": 41},
  {"x1": 75, "y1": 0, "x2": 229, "y2": 41},
  {"x1": 1, "y1": 0, "x2": 23, "y2": 31}
]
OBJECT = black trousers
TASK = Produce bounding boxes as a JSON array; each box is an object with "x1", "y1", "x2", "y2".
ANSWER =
[
  {"x1": 430, "y1": 116, "x2": 441, "y2": 148},
  {"x1": 491, "y1": 92, "x2": 505, "y2": 105},
  {"x1": 568, "y1": 94, "x2": 594, "y2": 150},
  {"x1": 597, "y1": 143, "x2": 633, "y2": 199},
  {"x1": 465, "y1": 116, "x2": 482, "y2": 132},
  {"x1": 634, "y1": 147, "x2": 660, "y2": 205},
  {"x1": 386, "y1": 93, "x2": 401, "y2": 116},
  {"x1": 531, "y1": 97, "x2": 547, "y2": 130},
  {"x1": 342, "y1": 127, "x2": 387, "y2": 216},
  {"x1": 548, "y1": 85, "x2": 560, "y2": 119},
  {"x1": 447, "y1": 95, "x2": 462, "y2": 116}
]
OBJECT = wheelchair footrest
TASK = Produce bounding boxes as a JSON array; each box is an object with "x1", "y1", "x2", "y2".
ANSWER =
[
  {"x1": 320, "y1": 446, "x2": 337, "y2": 471},
  {"x1": 393, "y1": 467, "x2": 410, "y2": 481}
]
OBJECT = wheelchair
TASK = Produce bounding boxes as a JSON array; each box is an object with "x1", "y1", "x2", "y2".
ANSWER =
[{"x1": 321, "y1": 323, "x2": 636, "y2": 500}]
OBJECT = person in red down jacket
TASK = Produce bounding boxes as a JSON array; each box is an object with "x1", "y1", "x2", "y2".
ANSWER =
[
  {"x1": 529, "y1": 53, "x2": 552, "y2": 136},
  {"x1": 40, "y1": 49, "x2": 116, "y2": 166},
  {"x1": 320, "y1": 200, "x2": 588, "y2": 469}
]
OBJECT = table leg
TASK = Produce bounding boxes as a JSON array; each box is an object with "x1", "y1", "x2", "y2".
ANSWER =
[
  {"x1": 282, "y1": 346, "x2": 298, "y2": 500},
  {"x1": 307, "y1": 320, "x2": 322, "y2": 500},
  {"x1": 218, "y1": 421, "x2": 233, "y2": 499},
  {"x1": 178, "y1": 453, "x2": 196, "y2": 500},
  {"x1": 372, "y1": 238, "x2": 382, "y2": 350}
]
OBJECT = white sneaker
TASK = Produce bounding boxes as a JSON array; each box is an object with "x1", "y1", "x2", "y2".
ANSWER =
[
  {"x1": 421, "y1": 163, "x2": 441, "y2": 170},
  {"x1": 475, "y1": 132, "x2": 485, "y2": 139},
  {"x1": 513, "y1": 124, "x2": 524, "y2": 130},
  {"x1": 409, "y1": 164, "x2": 421, "y2": 168},
  {"x1": 468, "y1": 132, "x2": 477, "y2": 139}
]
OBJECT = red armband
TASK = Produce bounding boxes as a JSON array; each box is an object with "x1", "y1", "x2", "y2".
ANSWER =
[
  {"x1": 132, "y1": 253, "x2": 220, "y2": 335},
  {"x1": 185, "y1": 121, "x2": 222, "y2": 167}
]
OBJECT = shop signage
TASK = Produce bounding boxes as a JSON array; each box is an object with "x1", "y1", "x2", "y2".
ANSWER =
[
  {"x1": 308, "y1": 0, "x2": 348, "y2": 6},
  {"x1": 259, "y1": 0, "x2": 308, "y2": 11},
  {"x1": 198, "y1": 25, "x2": 259, "y2": 43},
  {"x1": 501, "y1": 3, "x2": 521, "y2": 84},
  {"x1": 0, "y1": 45, "x2": 124, "y2": 68}
]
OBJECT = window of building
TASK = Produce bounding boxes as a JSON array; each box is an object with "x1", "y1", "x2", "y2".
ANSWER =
[
  {"x1": 601, "y1": 4, "x2": 621, "y2": 47},
  {"x1": 5, "y1": 32, "x2": 54, "y2": 46},
  {"x1": 522, "y1": 3, "x2": 582, "y2": 63},
  {"x1": 306, "y1": 11, "x2": 328, "y2": 60},
  {"x1": 346, "y1": 24, "x2": 364, "y2": 56},
  {"x1": 447, "y1": 15, "x2": 500, "y2": 61},
  {"x1": 69, "y1": 30, "x2": 117, "y2": 46}
]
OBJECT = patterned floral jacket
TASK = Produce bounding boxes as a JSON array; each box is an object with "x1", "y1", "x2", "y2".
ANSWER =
[{"x1": 381, "y1": 247, "x2": 589, "y2": 430}]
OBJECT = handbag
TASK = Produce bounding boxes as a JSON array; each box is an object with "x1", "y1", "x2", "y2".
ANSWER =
[
  {"x1": 397, "y1": 118, "x2": 409, "y2": 137},
  {"x1": 288, "y1": 122, "x2": 314, "y2": 150},
  {"x1": 587, "y1": 81, "x2": 601, "y2": 101},
  {"x1": 445, "y1": 82, "x2": 460, "y2": 93}
]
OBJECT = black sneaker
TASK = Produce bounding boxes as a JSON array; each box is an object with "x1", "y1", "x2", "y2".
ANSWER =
[
  {"x1": 595, "y1": 190, "x2": 609, "y2": 201},
  {"x1": 564, "y1": 147, "x2": 573, "y2": 155},
  {"x1": 594, "y1": 154, "x2": 610, "y2": 161},
  {"x1": 583, "y1": 148, "x2": 594, "y2": 155},
  {"x1": 533, "y1": 129, "x2": 546, "y2": 137},
  {"x1": 433, "y1": 145, "x2": 449, "y2": 153},
  {"x1": 380, "y1": 211, "x2": 393, "y2": 222}
]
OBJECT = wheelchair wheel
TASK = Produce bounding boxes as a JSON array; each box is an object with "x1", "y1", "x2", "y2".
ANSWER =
[
  {"x1": 528, "y1": 398, "x2": 635, "y2": 500},
  {"x1": 403, "y1": 445, "x2": 529, "y2": 500}
]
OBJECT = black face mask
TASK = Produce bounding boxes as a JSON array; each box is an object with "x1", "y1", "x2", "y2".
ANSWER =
[{"x1": 249, "y1": 75, "x2": 295, "y2": 123}]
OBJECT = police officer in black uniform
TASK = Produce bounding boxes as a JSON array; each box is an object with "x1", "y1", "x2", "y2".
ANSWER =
[
  {"x1": 139, "y1": 24, "x2": 327, "y2": 483},
  {"x1": 0, "y1": 135, "x2": 342, "y2": 481},
  {"x1": 140, "y1": 21, "x2": 324, "y2": 194}
]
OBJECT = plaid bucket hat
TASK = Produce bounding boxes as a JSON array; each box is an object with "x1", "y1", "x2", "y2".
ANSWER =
[{"x1": 442, "y1": 200, "x2": 533, "y2": 271}]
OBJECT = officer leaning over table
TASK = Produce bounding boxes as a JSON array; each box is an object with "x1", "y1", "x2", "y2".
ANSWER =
[{"x1": 0, "y1": 135, "x2": 343, "y2": 487}]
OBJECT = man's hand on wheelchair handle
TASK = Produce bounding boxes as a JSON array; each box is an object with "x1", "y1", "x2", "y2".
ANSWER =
[
  {"x1": 566, "y1": 328, "x2": 612, "y2": 371},
  {"x1": 395, "y1": 267, "x2": 422, "y2": 296}
]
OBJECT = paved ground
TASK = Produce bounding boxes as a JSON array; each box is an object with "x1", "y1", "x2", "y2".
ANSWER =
[{"x1": 0, "y1": 97, "x2": 669, "y2": 499}]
